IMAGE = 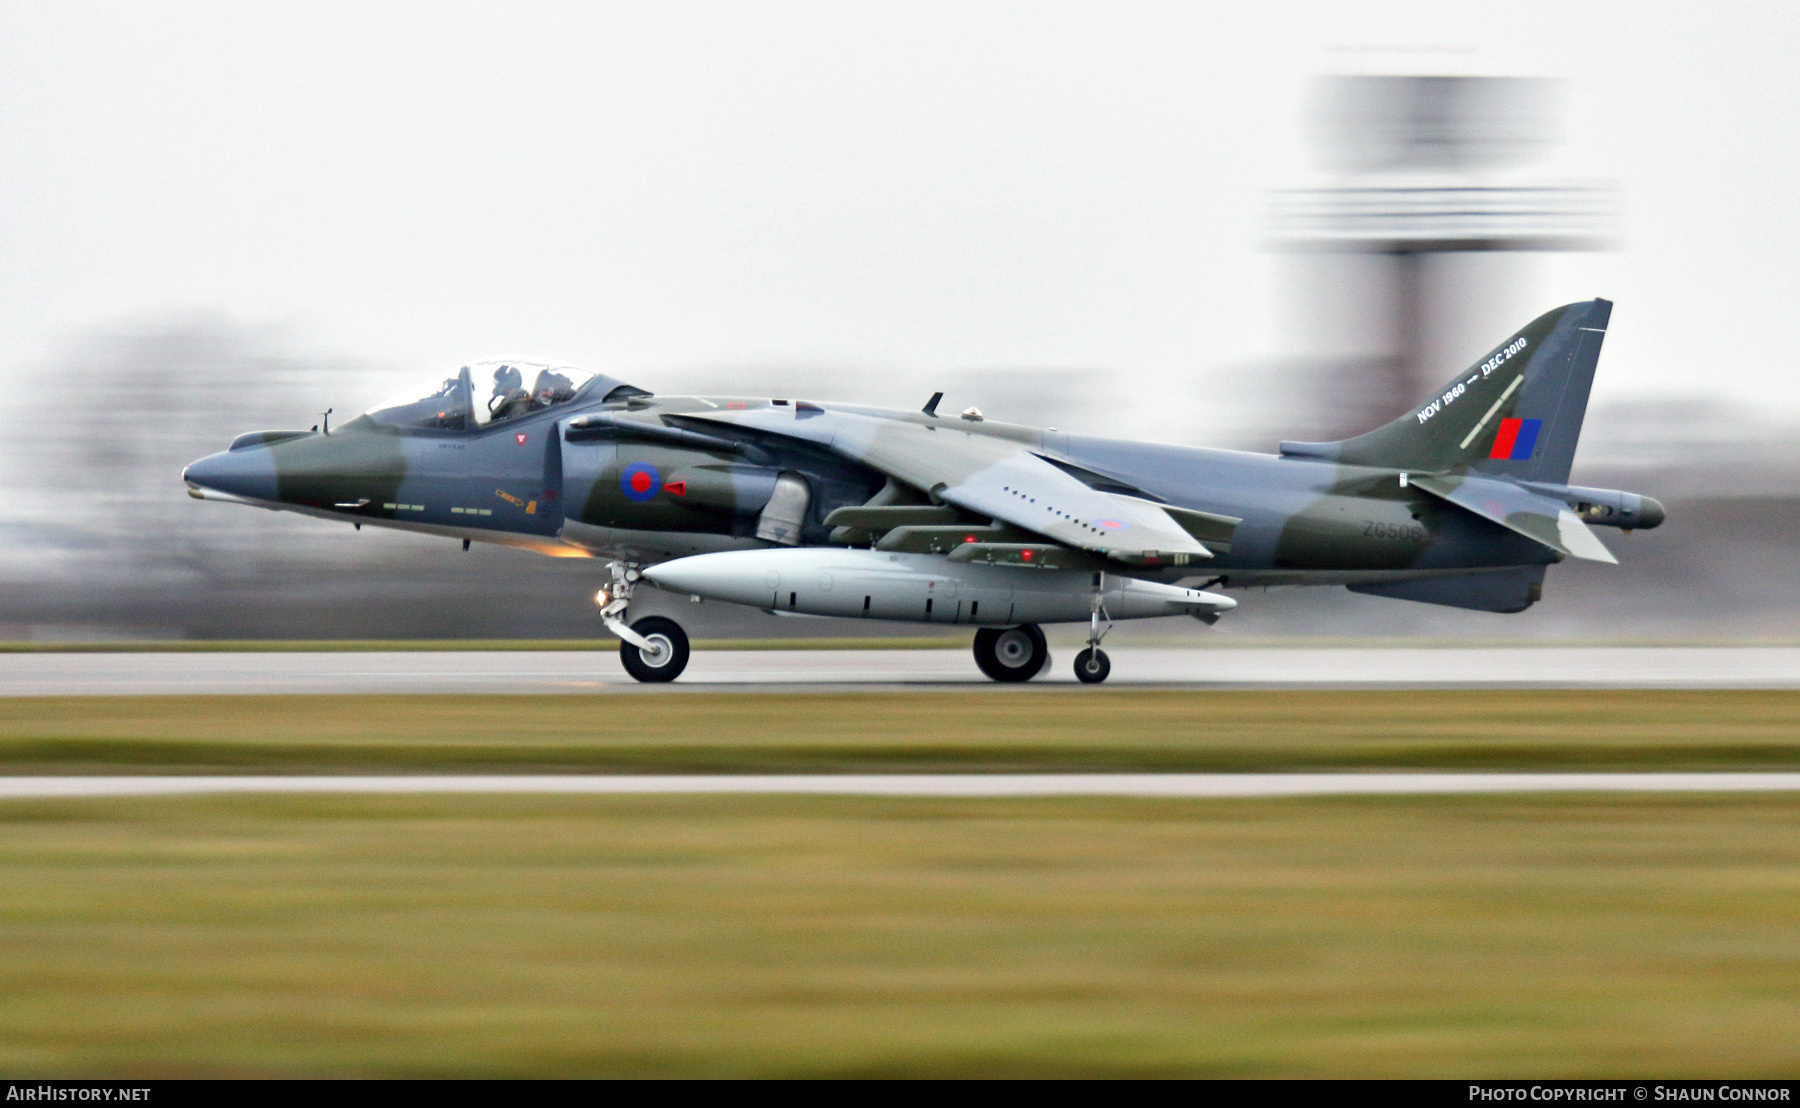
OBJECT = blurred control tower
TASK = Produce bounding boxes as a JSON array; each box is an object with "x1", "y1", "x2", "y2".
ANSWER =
[{"x1": 1272, "y1": 76, "x2": 1615, "y2": 441}]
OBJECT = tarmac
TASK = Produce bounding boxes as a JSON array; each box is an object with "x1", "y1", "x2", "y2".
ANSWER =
[
  {"x1": 6, "y1": 773, "x2": 1800, "y2": 798},
  {"x1": 1, "y1": 646, "x2": 1799, "y2": 694}
]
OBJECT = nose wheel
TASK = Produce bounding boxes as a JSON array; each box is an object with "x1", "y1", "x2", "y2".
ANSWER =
[
  {"x1": 973, "y1": 624, "x2": 1049, "y2": 682},
  {"x1": 600, "y1": 560, "x2": 692, "y2": 683},
  {"x1": 618, "y1": 615, "x2": 691, "y2": 683}
]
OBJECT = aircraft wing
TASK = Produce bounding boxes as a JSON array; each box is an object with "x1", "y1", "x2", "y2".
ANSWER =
[
  {"x1": 1411, "y1": 473, "x2": 1617, "y2": 564},
  {"x1": 679, "y1": 406, "x2": 1212, "y2": 564}
]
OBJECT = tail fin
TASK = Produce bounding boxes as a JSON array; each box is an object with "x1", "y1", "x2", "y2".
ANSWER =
[{"x1": 1279, "y1": 299, "x2": 1612, "y2": 483}]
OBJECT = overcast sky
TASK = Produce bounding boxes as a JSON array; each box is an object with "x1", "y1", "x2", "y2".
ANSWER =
[{"x1": 2, "y1": 0, "x2": 1797, "y2": 441}]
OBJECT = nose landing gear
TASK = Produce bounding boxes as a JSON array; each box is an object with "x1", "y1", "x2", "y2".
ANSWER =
[{"x1": 600, "y1": 560, "x2": 692, "y2": 683}]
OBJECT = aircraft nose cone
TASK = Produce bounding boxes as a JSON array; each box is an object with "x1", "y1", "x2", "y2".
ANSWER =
[{"x1": 183, "y1": 447, "x2": 278, "y2": 501}]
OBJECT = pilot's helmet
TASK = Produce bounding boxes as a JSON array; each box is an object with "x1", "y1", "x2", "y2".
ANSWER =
[
  {"x1": 533, "y1": 369, "x2": 573, "y2": 399},
  {"x1": 491, "y1": 365, "x2": 522, "y2": 395}
]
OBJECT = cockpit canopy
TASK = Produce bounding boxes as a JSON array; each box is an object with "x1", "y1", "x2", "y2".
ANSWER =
[{"x1": 363, "y1": 360, "x2": 648, "y2": 431}]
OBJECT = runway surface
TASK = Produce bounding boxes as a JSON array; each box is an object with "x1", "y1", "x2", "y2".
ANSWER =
[
  {"x1": 2, "y1": 646, "x2": 1799, "y2": 694},
  {"x1": 8, "y1": 773, "x2": 1800, "y2": 798}
]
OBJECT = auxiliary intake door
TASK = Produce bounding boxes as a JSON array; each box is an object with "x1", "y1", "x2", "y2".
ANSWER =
[{"x1": 756, "y1": 473, "x2": 810, "y2": 545}]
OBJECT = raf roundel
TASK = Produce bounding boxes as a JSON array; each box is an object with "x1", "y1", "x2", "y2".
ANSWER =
[
  {"x1": 620, "y1": 461, "x2": 662, "y2": 502},
  {"x1": 1095, "y1": 519, "x2": 1126, "y2": 531}
]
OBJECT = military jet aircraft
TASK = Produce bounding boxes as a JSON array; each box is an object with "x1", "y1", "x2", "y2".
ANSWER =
[{"x1": 183, "y1": 298, "x2": 1661, "y2": 683}]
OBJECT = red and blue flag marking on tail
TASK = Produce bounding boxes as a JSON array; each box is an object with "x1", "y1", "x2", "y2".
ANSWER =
[{"x1": 1489, "y1": 418, "x2": 1541, "y2": 461}]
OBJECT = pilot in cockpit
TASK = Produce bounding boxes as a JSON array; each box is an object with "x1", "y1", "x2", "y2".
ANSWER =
[
  {"x1": 488, "y1": 365, "x2": 531, "y2": 422},
  {"x1": 531, "y1": 369, "x2": 575, "y2": 410}
]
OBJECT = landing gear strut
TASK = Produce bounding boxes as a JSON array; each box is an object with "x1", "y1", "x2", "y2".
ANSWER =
[
  {"x1": 600, "y1": 560, "x2": 691, "y2": 683},
  {"x1": 1074, "y1": 571, "x2": 1111, "y2": 684},
  {"x1": 973, "y1": 624, "x2": 1049, "y2": 682}
]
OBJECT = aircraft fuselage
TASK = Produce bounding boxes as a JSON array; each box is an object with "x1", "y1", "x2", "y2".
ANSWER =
[{"x1": 185, "y1": 392, "x2": 1629, "y2": 592}]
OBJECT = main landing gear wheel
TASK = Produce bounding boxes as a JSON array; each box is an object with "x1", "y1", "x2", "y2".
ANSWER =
[
  {"x1": 973, "y1": 624, "x2": 1049, "y2": 683},
  {"x1": 1074, "y1": 647, "x2": 1111, "y2": 684},
  {"x1": 619, "y1": 616, "x2": 690, "y2": 683}
]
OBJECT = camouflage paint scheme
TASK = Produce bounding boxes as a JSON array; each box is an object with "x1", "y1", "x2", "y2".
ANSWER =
[{"x1": 184, "y1": 299, "x2": 1661, "y2": 619}]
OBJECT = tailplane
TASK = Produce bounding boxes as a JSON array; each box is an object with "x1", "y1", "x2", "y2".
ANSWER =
[{"x1": 1280, "y1": 299, "x2": 1611, "y2": 483}]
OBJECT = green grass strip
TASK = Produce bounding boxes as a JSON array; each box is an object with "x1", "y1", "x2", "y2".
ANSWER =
[
  {"x1": 0, "y1": 689, "x2": 1796, "y2": 773},
  {"x1": 3, "y1": 792, "x2": 1800, "y2": 1075}
]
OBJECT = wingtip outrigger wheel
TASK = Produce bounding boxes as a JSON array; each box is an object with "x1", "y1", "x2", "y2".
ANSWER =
[
  {"x1": 1073, "y1": 570, "x2": 1113, "y2": 684},
  {"x1": 1074, "y1": 647, "x2": 1110, "y2": 684},
  {"x1": 599, "y1": 560, "x2": 692, "y2": 682}
]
